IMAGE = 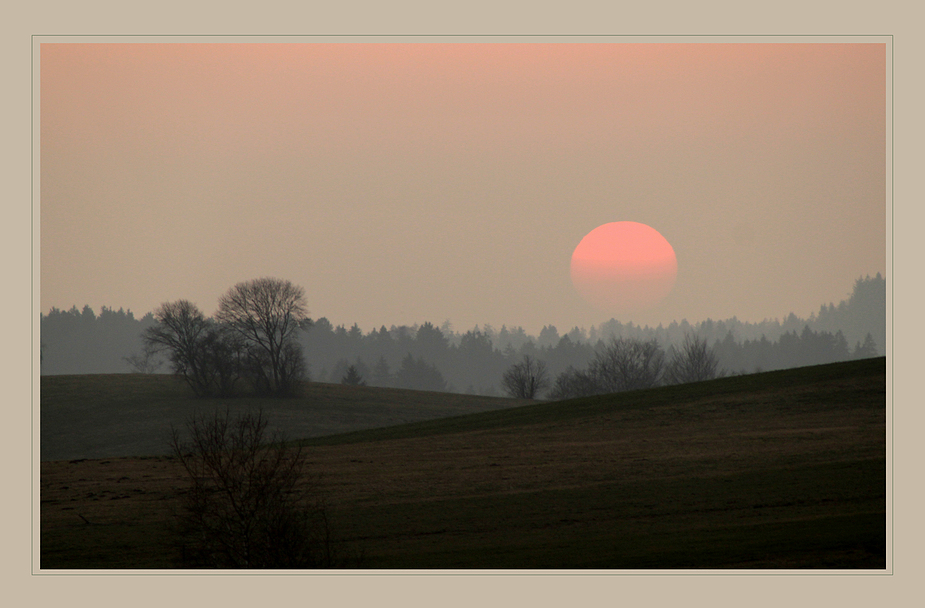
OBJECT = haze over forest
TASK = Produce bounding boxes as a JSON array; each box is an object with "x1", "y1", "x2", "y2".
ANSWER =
[{"x1": 41, "y1": 273, "x2": 885, "y2": 397}]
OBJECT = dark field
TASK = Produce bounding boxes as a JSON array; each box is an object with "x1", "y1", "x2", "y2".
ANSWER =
[
  {"x1": 39, "y1": 358, "x2": 887, "y2": 569},
  {"x1": 40, "y1": 374, "x2": 534, "y2": 461}
]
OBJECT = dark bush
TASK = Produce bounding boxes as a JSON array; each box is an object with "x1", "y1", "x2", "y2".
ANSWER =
[{"x1": 170, "y1": 408, "x2": 339, "y2": 568}]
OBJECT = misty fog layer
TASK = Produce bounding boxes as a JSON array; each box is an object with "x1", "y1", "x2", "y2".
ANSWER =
[{"x1": 41, "y1": 275, "x2": 885, "y2": 397}]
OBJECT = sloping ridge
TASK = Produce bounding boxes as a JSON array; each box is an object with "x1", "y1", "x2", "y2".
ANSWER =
[{"x1": 300, "y1": 357, "x2": 886, "y2": 447}]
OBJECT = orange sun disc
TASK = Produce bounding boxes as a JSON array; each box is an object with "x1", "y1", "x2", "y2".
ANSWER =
[{"x1": 570, "y1": 221, "x2": 678, "y2": 313}]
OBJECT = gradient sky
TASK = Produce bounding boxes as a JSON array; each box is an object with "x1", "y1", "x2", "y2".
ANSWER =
[{"x1": 40, "y1": 42, "x2": 886, "y2": 334}]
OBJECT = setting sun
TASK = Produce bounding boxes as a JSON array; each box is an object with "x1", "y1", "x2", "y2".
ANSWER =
[{"x1": 570, "y1": 221, "x2": 678, "y2": 314}]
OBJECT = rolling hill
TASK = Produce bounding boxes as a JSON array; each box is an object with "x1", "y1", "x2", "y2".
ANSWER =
[{"x1": 40, "y1": 358, "x2": 886, "y2": 569}]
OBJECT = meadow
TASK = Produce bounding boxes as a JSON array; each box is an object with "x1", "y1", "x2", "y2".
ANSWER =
[
  {"x1": 40, "y1": 374, "x2": 534, "y2": 462},
  {"x1": 40, "y1": 358, "x2": 886, "y2": 569}
]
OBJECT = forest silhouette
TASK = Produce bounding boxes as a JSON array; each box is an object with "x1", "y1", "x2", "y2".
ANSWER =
[{"x1": 40, "y1": 274, "x2": 885, "y2": 397}]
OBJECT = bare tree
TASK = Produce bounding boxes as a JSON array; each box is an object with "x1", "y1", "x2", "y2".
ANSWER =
[
  {"x1": 546, "y1": 338, "x2": 668, "y2": 400},
  {"x1": 143, "y1": 300, "x2": 242, "y2": 397},
  {"x1": 216, "y1": 278, "x2": 311, "y2": 396},
  {"x1": 502, "y1": 354, "x2": 551, "y2": 399},
  {"x1": 170, "y1": 407, "x2": 337, "y2": 568},
  {"x1": 591, "y1": 337, "x2": 666, "y2": 393},
  {"x1": 664, "y1": 333, "x2": 722, "y2": 385},
  {"x1": 123, "y1": 345, "x2": 164, "y2": 374},
  {"x1": 547, "y1": 365, "x2": 600, "y2": 400},
  {"x1": 199, "y1": 326, "x2": 249, "y2": 396}
]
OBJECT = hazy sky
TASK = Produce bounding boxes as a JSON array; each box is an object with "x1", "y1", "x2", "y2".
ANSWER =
[{"x1": 40, "y1": 42, "x2": 886, "y2": 334}]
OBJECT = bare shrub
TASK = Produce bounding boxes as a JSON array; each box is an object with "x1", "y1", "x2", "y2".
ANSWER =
[
  {"x1": 548, "y1": 337, "x2": 667, "y2": 400},
  {"x1": 502, "y1": 354, "x2": 551, "y2": 399},
  {"x1": 664, "y1": 333, "x2": 723, "y2": 385},
  {"x1": 547, "y1": 365, "x2": 600, "y2": 400},
  {"x1": 170, "y1": 407, "x2": 339, "y2": 568},
  {"x1": 123, "y1": 345, "x2": 164, "y2": 374},
  {"x1": 591, "y1": 337, "x2": 666, "y2": 392}
]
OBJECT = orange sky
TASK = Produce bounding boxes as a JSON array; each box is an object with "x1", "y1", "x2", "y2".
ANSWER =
[{"x1": 40, "y1": 41, "x2": 886, "y2": 333}]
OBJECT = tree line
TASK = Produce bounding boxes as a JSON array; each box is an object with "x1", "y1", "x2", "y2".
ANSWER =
[
  {"x1": 301, "y1": 317, "x2": 880, "y2": 398},
  {"x1": 40, "y1": 274, "x2": 885, "y2": 397}
]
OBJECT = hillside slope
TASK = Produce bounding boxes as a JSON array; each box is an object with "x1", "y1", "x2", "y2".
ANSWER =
[
  {"x1": 41, "y1": 358, "x2": 886, "y2": 569},
  {"x1": 40, "y1": 375, "x2": 534, "y2": 461}
]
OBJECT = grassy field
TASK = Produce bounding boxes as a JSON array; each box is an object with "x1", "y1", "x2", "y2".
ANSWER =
[
  {"x1": 40, "y1": 374, "x2": 535, "y2": 461},
  {"x1": 39, "y1": 358, "x2": 886, "y2": 569}
]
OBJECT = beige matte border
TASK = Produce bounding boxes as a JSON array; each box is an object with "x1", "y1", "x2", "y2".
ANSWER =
[{"x1": 15, "y1": 5, "x2": 912, "y2": 606}]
